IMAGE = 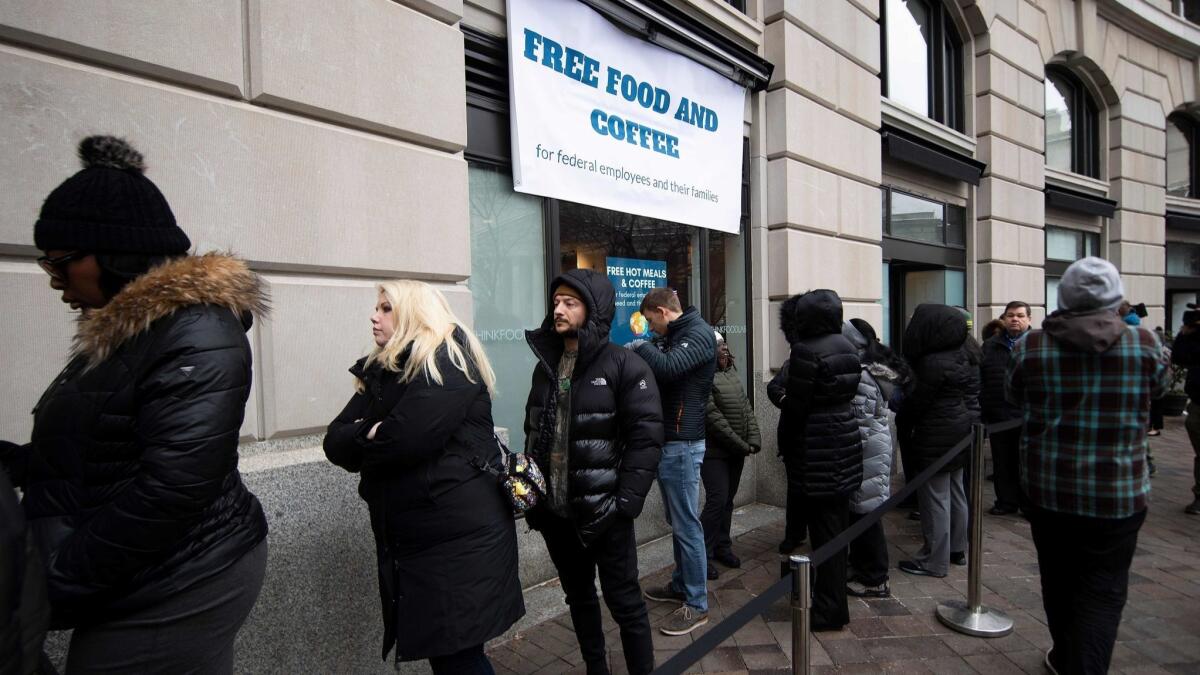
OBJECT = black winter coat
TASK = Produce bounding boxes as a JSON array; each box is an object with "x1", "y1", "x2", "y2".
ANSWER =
[
  {"x1": 897, "y1": 304, "x2": 981, "y2": 474},
  {"x1": 1170, "y1": 328, "x2": 1200, "y2": 400},
  {"x1": 523, "y1": 270, "x2": 664, "y2": 545},
  {"x1": 979, "y1": 331, "x2": 1024, "y2": 423},
  {"x1": 7, "y1": 254, "x2": 268, "y2": 629},
  {"x1": 779, "y1": 290, "x2": 863, "y2": 498},
  {"x1": 324, "y1": 334, "x2": 524, "y2": 662},
  {"x1": 1, "y1": 454, "x2": 49, "y2": 675},
  {"x1": 705, "y1": 367, "x2": 762, "y2": 458},
  {"x1": 635, "y1": 306, "x2": 717, "y2": 441}
]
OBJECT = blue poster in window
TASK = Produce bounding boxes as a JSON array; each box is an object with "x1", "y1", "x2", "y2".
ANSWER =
[{"x1": 606, "y1": 257, "x2": 667, "y2": 346}]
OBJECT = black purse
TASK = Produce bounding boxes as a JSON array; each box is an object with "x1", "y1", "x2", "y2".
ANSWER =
[{"x1": 472, "y1": 434, "x2": 546, "y2": 515}]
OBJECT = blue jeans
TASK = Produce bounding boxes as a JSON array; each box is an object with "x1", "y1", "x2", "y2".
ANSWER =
[{"x1": 658, "y1": 439, "x2": 708, "y2": 612}]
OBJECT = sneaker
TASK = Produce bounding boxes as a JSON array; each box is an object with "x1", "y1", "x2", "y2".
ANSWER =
[
  {"x1": 643, "y1": 583, "x2": 686, "y2": 603},
  {"x1": 950, "y1": 551, "x2": 966, "y2": 566},
  {"x1": 660, "y1": 605, "x2": 709, "y2": 636},
  {"x1": 706, "y1": 562, "x2": 720, "y2": 581},
  {"x1": 846, "y1": 579, "x2": 890, "y2": 597},
  {"x1": 1186, "y1": 498, "x2": 1200, "y2": 515},
  {"x1": 714, "y1": 551, "x2": 741, "y2": 569}
]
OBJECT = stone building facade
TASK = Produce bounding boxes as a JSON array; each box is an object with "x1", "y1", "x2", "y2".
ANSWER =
[{"x1": 1, "y1": 0, "x2": 1198, "y2": 671}]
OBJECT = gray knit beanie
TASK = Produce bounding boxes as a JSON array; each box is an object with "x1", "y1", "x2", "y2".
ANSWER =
[{"x1": 1057, "y1": 257, "x2": 1124, "y2": 312}]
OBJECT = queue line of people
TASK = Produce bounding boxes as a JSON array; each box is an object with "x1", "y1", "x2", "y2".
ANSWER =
[{"x1": 0, "y1": 135, "x2": 1176, "y2": 675}]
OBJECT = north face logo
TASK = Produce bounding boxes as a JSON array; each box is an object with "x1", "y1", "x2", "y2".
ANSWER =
[
  {"x1": 680, "y1": 342, "x2": 689, "y2": 348},
  {"x1": 591, "y1": 377, "x2": 607, "y2": 386},
  {"x1": 179, "y1": 366, "x2": 195, "y2": 377},
  {"x1": 638, "y1": 379, "x2": 648, "y2": 390}
]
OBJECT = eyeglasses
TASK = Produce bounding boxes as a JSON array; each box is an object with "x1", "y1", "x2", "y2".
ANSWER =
[{"x1": 36, "y1": 251, "x2": 87, "y2": 280}]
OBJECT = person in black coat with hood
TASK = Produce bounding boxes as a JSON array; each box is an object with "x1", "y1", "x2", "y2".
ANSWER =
[
  {"x1": 523, "y1": 269, "x2": 664, "y2": 675},
  {"x1": 325, "y1": 280, "x2": 524, "y2": 673},
  {"x1": 779, "y1": 289, "x2": 862, "y2": 631},
  {"x1": 2, "y1": 136, "x2": 269, "y2": 674},
  {"x1": 896, "y1": 304, "x2": 981, "y2": 578}
]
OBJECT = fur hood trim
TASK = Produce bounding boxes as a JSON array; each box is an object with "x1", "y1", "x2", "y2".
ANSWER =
[
  {"x1": 866, "y1": 362, "x2": 900, "y2": 382},
  {"x1": 73, "y1": 252, "x2": 268, "y2": 367}
]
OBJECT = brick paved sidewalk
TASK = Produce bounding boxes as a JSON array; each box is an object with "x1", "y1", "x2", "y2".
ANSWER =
[{"x1": 488, "y1": 417, "x2": 1200, "y2": 674}]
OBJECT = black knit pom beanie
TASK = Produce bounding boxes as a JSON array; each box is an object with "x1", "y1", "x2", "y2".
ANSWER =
[{"x1": 34, "y1": 135, "x2": 191, "y2": 255}]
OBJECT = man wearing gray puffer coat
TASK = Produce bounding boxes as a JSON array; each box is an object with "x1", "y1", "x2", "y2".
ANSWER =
[{"x1": 841, "y1": 320, "x2": 911, "y2": 598}]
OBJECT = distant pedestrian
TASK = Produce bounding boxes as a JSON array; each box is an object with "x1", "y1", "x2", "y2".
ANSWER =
[
  {"x1": 1008, "y1": 258, "x2": 1168, "y2": 674},
  {"x1": 324, "y1": 281, "x2": 524, "y2": 673},
  {"x1": 896, "y1": 304, "x2": 980, "y2": 578},
  {"x1": 980, "y1": 301, "x2": 1032, "y2": 516},
  {"x1": 778, "y1": 290, "x2": 862, "y2": 631},
  {"x1": 3, "y1": 136, "x2": 269, "y2": 674},
  {"x1": 981, "y1": 318, "x2": 1006, "y2": 342},
  {"x1": 521, "y1": 270, "x2": 663, "y2": 675},
  {"x1": 634, "y1": 288, "x2": 716, "y2": 636},
  {"x1": 702, "y1": 332, "x2": 761, "y2": 579},
  {"x1": 1167, "y1": 307, "x2": 1200, "y2": 515},
  {"x1": 841, "y1": 320, "x2": 909, "y2": 599}
]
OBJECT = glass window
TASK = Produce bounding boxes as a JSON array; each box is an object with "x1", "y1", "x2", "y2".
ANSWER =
[
  {"x1": 1044, "y1": 67, "x2": 1100, "y2": 178},
  {"x1": 884, "y1": 189, "x2": 965, "y2": 247},
  {"x1": 882, "y1": 0, "x2": 964, "y2": 130},
  {"x1": 1045, "y1": 77, "x2": 1073, "y2": 172},
  {"x1": 468, "y1": 165, "x2": 546, "y2": 451},
  {"x1": 886, "y1": 0, "x2": 931, "y2": 116},
  {"x1": 1175, "y1": 0, "x2": 1200, "y2": 23},
  {"x1": 1046, "y1": 226, "x2": 1100, "y2": 262},
  {"x1": 1168, "y1": 242, "x2": 1200, "y2": 276},
  {"x1": 1046, "y1": 277, "x2": 1060, "y2": 315},
  {"x1": 708, "y1": 229, "x2": 749, "y2": 392},
  {"x1": 1167, "y1": 114, "x2": 1196, "y2": 198}
]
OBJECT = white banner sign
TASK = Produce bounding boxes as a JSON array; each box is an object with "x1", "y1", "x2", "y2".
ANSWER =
[{"x1": 507, "y1": 0, "x2": 746, "y2": 233}]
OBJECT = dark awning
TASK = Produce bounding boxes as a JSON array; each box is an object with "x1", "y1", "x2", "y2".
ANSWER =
[
  {"x1": 881, "y1": 128, "x2": 985, "y2": 185},
  {"x1": 1044, "y1": 184, "x2": 1117, "y2": 218},
  {"x1": 580, "y1": 0, "x2": 774, "y2": 91},
  {"x1": 1167, "y1": 210, "x2": 1200, "y2": 231}
]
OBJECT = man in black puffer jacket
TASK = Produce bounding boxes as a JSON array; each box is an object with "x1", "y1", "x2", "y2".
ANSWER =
[
  {"x1": 979, "y1": 301, "x2": 1031, "y2": 515},
  {"x1": 779, "y1": 289, "x2": 862, "y2": 631},
  {"x1": 524, "y1": 269, "x2": 664, "y2": 675},
  {"x1": 633, "y1": 288, "x2": 716, "y2": 636}
]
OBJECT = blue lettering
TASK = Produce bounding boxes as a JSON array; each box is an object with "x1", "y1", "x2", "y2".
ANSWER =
[
  {"x1": 590, "y1": 109, "x2": 680, "y2": 159},
  {"x1": 522, "y1": 28, "x2": 542, "y2": 62}
]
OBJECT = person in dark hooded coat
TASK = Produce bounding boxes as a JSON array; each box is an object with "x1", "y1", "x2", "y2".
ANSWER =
[
  {"x1": 522, "y1": 269, "x2": 664, "y2": 675},
  {"x1": 779, "y1": 289, "x2": 862, "y2": 631},
  {"x1": 895, "y1": 304, "x2": 980, "y2": 578}
]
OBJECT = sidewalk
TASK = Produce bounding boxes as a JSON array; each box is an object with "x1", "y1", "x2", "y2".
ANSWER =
[{"x1": 487, "y1": 417, "x2": 1200, "y2": 674}]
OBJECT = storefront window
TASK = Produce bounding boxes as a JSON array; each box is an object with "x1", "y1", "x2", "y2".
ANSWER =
[
  {"x1": 885, "y1": 189, "x2": 965, "y2": 247},
  {"x1": 708, "y1": 228, "x2": 749, "y2": 391},
  {"x1": 1168, "y1": 242, "x2": 1200, "y2": 276},
  {"x1": 468, "y1": 164, "x2": 546, "y2": 450}
]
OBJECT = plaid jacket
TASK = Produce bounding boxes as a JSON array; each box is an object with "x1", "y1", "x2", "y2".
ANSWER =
[{"x1": 1006, "y1": 320, "x2": 1168, "y2": 518}]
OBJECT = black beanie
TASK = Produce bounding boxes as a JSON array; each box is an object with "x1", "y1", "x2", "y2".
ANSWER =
[{"x1": 34, "y1": 136, "x2": 191, "y2": 255}]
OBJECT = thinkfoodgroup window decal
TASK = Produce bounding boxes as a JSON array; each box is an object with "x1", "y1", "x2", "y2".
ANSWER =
[{"x1": 507, "y1": 0, "x2": 746, "y2": 233}]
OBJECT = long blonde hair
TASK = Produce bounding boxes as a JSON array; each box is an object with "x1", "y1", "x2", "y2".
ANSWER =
[{"x1": 363, "y1": 280, "x2": 496, "y2": 396}]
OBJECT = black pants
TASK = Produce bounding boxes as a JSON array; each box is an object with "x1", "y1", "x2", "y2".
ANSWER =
[
  {"x1": 990, "y1": 428, "x2": 1025, "y2": 511},
  {"x1": 807, "y1": 495, "x2": 850, "y2": 629},
  {"x1": 1149, "y1": 397, "x2": 1164, "y2": 431},
  {"x1": 847, "y1": 512, "x2": 889, "y2": 586},
  {"x1": 430, "y1": 644, "x2": 493, "y2": 675},
  {"x1": 783, "y1": 458, "x2": 808, "y2": 543},
  {"x1": 701, "y1": 453, "x2": 745, "y2": 558},
  {"x1": 1028, "y1": 507, "x2": 1146, "y2": 675},
  {"x1": 538, "y1": 512, "x2": 654, "y2": 675}
]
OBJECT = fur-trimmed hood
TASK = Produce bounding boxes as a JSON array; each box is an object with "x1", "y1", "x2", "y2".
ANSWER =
[{"x1": 73, "y1": 252, "x2": 268, "y2": 367}]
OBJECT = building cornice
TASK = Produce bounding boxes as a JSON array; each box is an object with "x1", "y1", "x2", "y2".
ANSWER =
[{"x1": 1098, "y1": 0, "x2": 1200, "y2": 58}]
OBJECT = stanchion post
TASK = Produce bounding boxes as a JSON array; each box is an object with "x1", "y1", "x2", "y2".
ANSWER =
[
  {"x1": 789, "y1": 555, "x2": 810, "y2": 675},
  {"x1": 936, "y1": 423, "x2": 1014, "y2": 637}
]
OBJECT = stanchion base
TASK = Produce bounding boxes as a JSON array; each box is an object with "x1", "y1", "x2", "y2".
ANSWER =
[{"x1": 936, "y1": 601, "x2": 1014, "y2": 637}]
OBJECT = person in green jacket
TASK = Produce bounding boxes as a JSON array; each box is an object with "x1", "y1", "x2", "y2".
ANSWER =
[{"x1": 701, "y1": 332, "x2": 762, "y2": 579}]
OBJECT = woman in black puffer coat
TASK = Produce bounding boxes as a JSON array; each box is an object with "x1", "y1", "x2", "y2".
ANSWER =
[
  {"x1": 324, "y1": 280, "x2": 523, "y2": 673},
  {"x1": 2, "y1": 136, "x2": 269, "y2": 674},
  {"x1": 895, "y1": 304, "x2": 981, "y2": 578},
  {"x1": 779, "y1": 289, "x2": 862, "y2": 631}
]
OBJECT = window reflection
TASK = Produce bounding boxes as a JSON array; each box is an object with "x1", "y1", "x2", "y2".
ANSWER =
[
  {"x1": 887, "y1": 0, "x2": 931, "y2": 116},
  {"x1": 1167, "y1": 117, "x2": 1192, "y2": 197},
  {"x1": 890, "y1": 191, "x2": 944, "y2": 243},
  {"x1": 1045, "y1": 77, "x2": 1073, "y2": 172}
]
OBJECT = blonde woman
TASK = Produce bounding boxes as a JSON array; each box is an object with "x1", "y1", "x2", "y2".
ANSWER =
[{"x1": 323, "y1": 281, "x2": 524, "y2": 673}]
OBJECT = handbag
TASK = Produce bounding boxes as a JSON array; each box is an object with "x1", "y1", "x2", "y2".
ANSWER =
[{"x1": 472, "y1": 433, "x2": 546, "y2": 515}]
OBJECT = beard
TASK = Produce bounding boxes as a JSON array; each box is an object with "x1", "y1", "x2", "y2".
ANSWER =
[{"x1": 559, "y1": 328, "x2": 579, "y2": 338}]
